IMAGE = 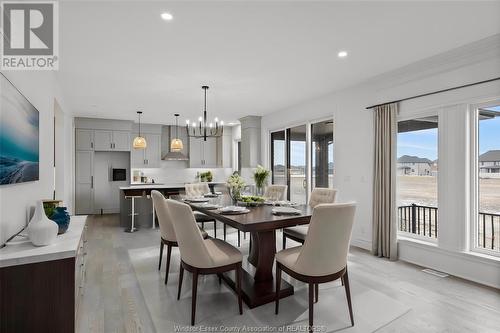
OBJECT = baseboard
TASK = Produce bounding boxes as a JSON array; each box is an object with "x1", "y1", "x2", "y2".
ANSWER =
[
  {"x1": 398, "y1": 239, "x2": 500, "y2": 289},
  {"x1": 351, "y1": 238, "x2": 372, "y2": 251}
]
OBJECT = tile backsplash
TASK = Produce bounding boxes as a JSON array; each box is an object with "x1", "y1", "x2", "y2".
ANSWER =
[{"x1": 131, "y1": 161, "x2": 234, "y2": 184}]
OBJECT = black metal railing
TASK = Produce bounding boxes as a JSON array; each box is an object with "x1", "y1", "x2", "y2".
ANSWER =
[
  {"x1": 478, "y1": 212, "x2": 500, "y2": 251},
  {"x1": 398, "y1": 204, "x2": 438, "y2": 238},
  {"x1": 398, "y1": 204, "x2": 500, "y2": 252}
]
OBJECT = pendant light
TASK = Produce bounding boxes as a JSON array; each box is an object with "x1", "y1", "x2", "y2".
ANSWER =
[
  {"x1": 133, "y1": 111, "x2": 147, "y2": 149},
  {"x1": 170, "y1": 114, "x2": 183, "y2": 151},
  {"x1": 186, "y1": 85, "x2": 224, "y2": 141}
]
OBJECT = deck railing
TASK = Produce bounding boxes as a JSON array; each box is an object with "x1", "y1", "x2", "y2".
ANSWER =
[{"x1": 398, "y1": 204, "x2": 499, "y2": 252}]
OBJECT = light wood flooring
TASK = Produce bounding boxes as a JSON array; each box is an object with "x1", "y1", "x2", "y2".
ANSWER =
[{"x1": 77, "y1": 214, "x2": 500, "y2": 333}]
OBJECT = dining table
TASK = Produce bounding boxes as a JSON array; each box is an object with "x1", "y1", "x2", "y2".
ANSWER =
[{"x1": 185, "y1": 197, "x2": 313, "y2": 309}]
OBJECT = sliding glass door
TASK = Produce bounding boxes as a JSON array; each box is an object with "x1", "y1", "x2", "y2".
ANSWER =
[
  {"x1": 311, "y1": 120, "x2": 334, "y2": 188},
  {"x1": 270, "y1": 118, "x2": 333, "y2": 204}
]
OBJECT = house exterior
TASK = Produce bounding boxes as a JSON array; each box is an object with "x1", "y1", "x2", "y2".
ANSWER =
[
  {"x1": 479, "y1": 150, "x2": 500, "y2": 176},
  {"x1": 397, "y1": 155, "x2": 433, "y2": 176}
]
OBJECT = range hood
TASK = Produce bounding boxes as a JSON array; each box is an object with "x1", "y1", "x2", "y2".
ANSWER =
[{"x1": 161, "y1": 125, "x2": 189, "y2": 161}]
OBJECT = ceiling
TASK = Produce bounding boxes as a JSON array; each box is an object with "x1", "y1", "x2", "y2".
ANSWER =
[{"x1": 58, "y1": 1, "x2": 500, "y2": 125}]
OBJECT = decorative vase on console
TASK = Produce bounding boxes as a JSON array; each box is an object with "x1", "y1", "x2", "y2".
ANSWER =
[{"x1": 27, "y1": 200, "x2": 58, "y2": 246}]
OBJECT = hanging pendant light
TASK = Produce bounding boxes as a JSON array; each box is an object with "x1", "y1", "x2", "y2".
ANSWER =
[
  {"x1": 186, "y1": 85, "x2": 224, "y2": 141},
  {"x1": 170, "y1": 113, "x2": 183, "y2": 151},
  {"x1": 133, "y1": 111, "x2": 147, "y2": 149}
]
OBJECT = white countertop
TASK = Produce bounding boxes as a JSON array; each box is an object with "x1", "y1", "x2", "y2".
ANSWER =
[
  {"x1": 120, "y1": 182, "x2": 226, "y2": 190},
  {"x1": 0, "y1": 215, "x2": 87, "y2": 268}
]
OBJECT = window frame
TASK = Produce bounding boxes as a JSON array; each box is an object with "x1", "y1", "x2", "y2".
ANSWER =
[
  {"x1": 469, "y1": 99, "x2": 500, "y2": 257},
  {"x1": 396, "y1": 110, "x2": 440, "y2": 243}
]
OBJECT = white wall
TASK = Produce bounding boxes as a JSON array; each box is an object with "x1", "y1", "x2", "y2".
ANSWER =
[
  {"x1": 0, "y1": 71, "x2": 73, "y2": 245},
  {"x1": 261, "y1": 35, "x2": 500, "y2": 287}
]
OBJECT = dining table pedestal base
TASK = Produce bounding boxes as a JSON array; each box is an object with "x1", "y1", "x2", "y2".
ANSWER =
[{"x1": 221, "y1": 269, "x2": 294, "y2": 309}]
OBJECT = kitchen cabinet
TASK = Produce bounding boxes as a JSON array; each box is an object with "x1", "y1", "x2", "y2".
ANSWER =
[
  {"x1": 131, "y1": 133, "x2": 161, "y2": 168},
  {"x1": 94, "y1": 130, "x2": 131, "y2": 151},
  {"x1": 189, "y1": 137, "x2": 220, "y2": 168},
  {"x1": 76, "y1": 129, "x2": 94, "y2": 150},
  {"x1": 75, "y1": 151, "x2": 94, "y2": 214}
]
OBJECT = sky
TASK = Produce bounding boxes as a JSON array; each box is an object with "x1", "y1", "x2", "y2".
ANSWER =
[
  {"x1": 398, "y1": 107, "x2": 500, "y2": 160},
  {"x1": 273, "y1": 140, "x2": 334, "y2": 166}
]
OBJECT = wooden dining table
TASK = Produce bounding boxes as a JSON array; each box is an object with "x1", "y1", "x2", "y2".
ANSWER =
[{"x1": 186, "y1": 200, "x2": 313, "y2": 308}]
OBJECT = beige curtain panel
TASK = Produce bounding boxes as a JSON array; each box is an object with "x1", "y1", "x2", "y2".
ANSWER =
[{"x1": 372, "y1": 103, "x2": 398, "y2": 260}]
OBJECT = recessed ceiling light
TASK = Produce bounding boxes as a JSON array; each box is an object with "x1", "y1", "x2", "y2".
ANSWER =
[
  {"x1": 161, "y1": 12, "x2": 173, "y2": 21},
  {"x1": 337, "y1": 50, "x2": 348, "y2": 58}
]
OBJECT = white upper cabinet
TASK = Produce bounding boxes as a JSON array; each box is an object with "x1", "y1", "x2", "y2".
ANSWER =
[
  {"x1": 94, "y1": 130, "x2": 131, "y2": 151},
  {"x1": 76, "y1": 129, "x2": 94, "y2": 151},
  {"x1": 189, "y1": 137, "x2": 221, "y2": 168},
  {"x1": 131, "y1": 133, "x2": 161, "y2": 168},
  {"x1": 93, "y1": 130, "x2": 113, "y2": 151},
  {"x1": 112, "y1": 131, "x2": 131, "y2": 151}
]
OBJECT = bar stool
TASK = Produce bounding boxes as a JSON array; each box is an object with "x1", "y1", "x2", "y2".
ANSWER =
[
  {"x1": 125, "y1": 189, "x2": 144, "y2": 233},
  {"x1": 147, "y1": 191, "x2": 157, "y2": 229}
]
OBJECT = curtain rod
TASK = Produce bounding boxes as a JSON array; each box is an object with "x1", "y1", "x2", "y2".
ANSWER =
[{"x1": 365, "y1": 77, "x2": 500, "y2": 110}]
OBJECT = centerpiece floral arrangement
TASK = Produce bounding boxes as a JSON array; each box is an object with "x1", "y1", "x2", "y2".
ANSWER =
[
  {"x1": 253, "y1": 165, "x2": 270, "y2": 196},
  {"x1": 227, "y1": 171, "x2": 246, "y2": 203}
]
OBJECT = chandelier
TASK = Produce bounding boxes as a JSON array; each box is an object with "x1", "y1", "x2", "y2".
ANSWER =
[{"x1": 186, "y1": 85, "x2": 223, "y2": 141}]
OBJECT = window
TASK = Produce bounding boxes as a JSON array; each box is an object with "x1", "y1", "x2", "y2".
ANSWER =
[
  {"x1": 475, "y1": 105, "x2": 500, "y2": 253},
  {"x1": 397, "y1": 115, "x2": 438, "y2": 239}
]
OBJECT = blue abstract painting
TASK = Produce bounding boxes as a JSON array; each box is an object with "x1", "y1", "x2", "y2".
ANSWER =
[{"x1": 0, "y1": 74, "x2": 39, "y2": 185}]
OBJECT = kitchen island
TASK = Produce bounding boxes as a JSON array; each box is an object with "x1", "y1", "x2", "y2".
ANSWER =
[{"x1": 119, "y1": 182, "x2": 226, "y2": 229}]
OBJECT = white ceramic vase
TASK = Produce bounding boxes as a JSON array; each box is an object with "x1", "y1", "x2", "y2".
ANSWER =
[{"x1": 27, "y1": 200, "x2": 58, "y2": 246}]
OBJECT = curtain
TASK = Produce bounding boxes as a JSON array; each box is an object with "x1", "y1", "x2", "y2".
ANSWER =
[{"x1": 372, "y1": 103, "x2": 398, "y2": 260}]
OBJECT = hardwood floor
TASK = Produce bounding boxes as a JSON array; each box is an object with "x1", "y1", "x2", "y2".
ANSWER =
[{"x1": 78, "y1": 214, "x2": 500, "y2": 333}]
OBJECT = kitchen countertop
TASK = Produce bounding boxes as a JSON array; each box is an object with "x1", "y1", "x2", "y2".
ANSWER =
[
  {"x1": 0, "y1": 215, "x2": 87, "y2": 268},
  {"x1": 120, "y1": 182, "x2": 226, "y2": 190}
]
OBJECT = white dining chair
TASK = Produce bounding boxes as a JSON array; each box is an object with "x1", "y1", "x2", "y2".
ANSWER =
[
  {"x1": 151, "y1": 190, "x2": 208, "y2": 284},
  {"x1": 263, "y1": 184, "x2": 288, "y2": 201},
  {"x1": 275, "y1": 202, "x2": 356, "y2": 330},
  {"x1": 166, "y1": 199, "x2": 244, "y2": 326},
  {"x1": 185, "y1": 183, "x2": 219, "y2": 238},
  {"x1": 282, "y1": 188, "x2": 337, "y2": 248}
]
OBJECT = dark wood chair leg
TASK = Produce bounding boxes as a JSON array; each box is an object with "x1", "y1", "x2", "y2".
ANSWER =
[
  {"x1": 177, "y1": 263, "x2": 184, "y2": 300},
  {"x1": 236, "y1": 264, "x2": 243, "y2": 315},
  {"x1": 315, "y1": 283, "x2": 319, "y2": 303},
  {"x1": 165, "y1": 244, "x2": 172, "y2": 284},
  {"x1": 275, "y1": 264, "x2": 281, "y2": 315},
  {"x1": 341, "y1": 275, "x2": 344, "y2": 286},
  {"x1": 308, "y1": 283, "x2": 314, "y2": 332},
  {"x1": 191, "y1": 270, "x2": 199, "y2": 326},
  {"x1": 282, "y1": 233, "x2": 286, "y2": 249},
  {"x1": 201, "y1": 222, "x2": 204, "y2": 229},
  {"x1": 218, "y1": 273, "x2": 222, "y2": 285},
  {"x1": 343, "y1": 269, "x2": 354, "y2": 326},
  {"x1": 158, "y1": 241, "x2": 164, "y2": 270},
  {"x1": 223, "y1": 223, "x2": 226, "y2": 241},
  {"x1": 238, "y1": 231, "x2": 241, "y2": 247},
  {"x1": 214, "y1": 220, "x2": 217, "y2": 238}
]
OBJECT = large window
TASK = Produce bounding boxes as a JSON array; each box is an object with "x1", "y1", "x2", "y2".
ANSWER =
[
  {"x1": 270, "y1": 118, "x2": 333, "y2": 204},
  {"x1": 397, "y1": 115, "x2": 438, "y2": 239},
  {"x1": 475, "y1": 105, "x2": 500, "y2": 253}
]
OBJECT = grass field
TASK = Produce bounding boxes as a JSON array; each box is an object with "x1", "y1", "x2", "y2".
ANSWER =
[
  {"x1": 397, "y1": 175, "x2": 500, "y2": 252},
  {"x1": 397, "y1": 175, "x2": 500, "y2": 213}
]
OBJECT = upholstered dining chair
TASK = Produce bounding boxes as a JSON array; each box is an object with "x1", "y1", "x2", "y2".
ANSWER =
[
  {"x1": 263, "y1": 184, "x2": 288, "y2": 201},
  {"x1": 151, "y1": 190, "x2": 208, "y2": 284},
  {"x1": 282, "y1": 188, "x2": 337, "y2": 249},
  {"x1": 274, "y1": 202, "x2": 356, "y2": 331},
  {"x1": 166, "y1": 199, "x2": 243, "y2": 326},
  {"x1": 185, "y1": 183, "x2": 219, "y2": 238}
]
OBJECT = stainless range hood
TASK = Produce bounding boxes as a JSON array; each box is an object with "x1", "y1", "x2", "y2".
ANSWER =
[{"x1": 161, "y1": 125, "x2": 189, "y2": 161}]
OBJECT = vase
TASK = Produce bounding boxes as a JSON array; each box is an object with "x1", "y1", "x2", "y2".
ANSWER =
[
  {"x1": 229, "y1": 188, "x2": 241, "y2": 205},
  {"x1": 256, "y1": 185, "x2": 264, "y2": 197},
  {"x1": 27, "y1": 200, "x2": 58, "y2": 246}
]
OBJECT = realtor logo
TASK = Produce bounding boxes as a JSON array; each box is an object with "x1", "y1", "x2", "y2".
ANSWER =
[{"x1": 1, "y1": 1, "x2": 58, "y2": 70}]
